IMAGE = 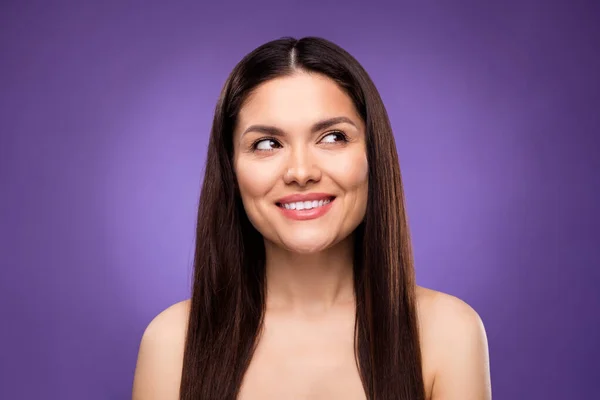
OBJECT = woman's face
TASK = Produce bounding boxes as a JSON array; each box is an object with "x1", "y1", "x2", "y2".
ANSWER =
[{"x1": 233, "y1": 72, "x2": 368, "y2": 254}]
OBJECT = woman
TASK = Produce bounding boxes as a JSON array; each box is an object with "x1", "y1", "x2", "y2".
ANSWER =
[{"x1": 132, "y1": 36, "x2": 491, "y2": 400}]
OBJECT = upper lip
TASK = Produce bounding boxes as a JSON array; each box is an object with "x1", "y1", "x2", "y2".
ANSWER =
[{"x1": 276, "y1": 192, "x2": 336, "y2": 204}]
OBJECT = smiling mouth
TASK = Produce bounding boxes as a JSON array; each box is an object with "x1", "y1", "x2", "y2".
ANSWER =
[{"x1": 276, "y1": 196, "x2": 336, "y2": 211}]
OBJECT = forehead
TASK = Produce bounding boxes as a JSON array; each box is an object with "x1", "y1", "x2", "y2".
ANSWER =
[{"x1": 236, "y1": 72, "x2": 361, "y2": 131}]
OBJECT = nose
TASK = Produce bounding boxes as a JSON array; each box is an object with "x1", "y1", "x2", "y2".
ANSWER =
[{"x1": 283, "y1": 146, "x2": 321, "y2": 186}]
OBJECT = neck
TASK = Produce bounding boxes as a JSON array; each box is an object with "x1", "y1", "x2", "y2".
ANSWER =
[{"x1": 263, "y1": 236, "x2": 356, "y2": 315}]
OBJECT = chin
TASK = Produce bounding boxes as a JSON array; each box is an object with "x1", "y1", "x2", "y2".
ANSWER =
[
  {"x1": 279, "y1": 235, "x2": 338, "y2": 254},
  {"x1": 285, "y1": 243, "x2": 330, "y2": 254}
]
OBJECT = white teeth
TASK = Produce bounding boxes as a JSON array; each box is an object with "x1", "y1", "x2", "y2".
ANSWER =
[{"x1": 280, "y1": 198, "x2": 333, "y2": 210}]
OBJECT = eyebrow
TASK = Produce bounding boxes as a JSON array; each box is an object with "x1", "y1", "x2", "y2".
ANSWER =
[{"x1": 241, "y1": 116, "x2": 358, "y2": 137}]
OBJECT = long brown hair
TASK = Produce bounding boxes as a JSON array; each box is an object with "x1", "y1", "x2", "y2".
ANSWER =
[{"x1": 180, "y1": 36, "x2": 424, "y2": 400}]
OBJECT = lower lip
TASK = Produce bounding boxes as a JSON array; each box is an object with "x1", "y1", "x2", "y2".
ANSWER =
[{"x1": 277, "y1": 198, "x2": 335, "y2": 221}]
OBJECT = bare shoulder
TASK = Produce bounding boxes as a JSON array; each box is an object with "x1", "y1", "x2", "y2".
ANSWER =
[
  {"x1": 132, "y1": 299, "x2": 191, "y2": 400},
  {"x1": 416, "y1": 286, "x2": 488, "y2": 358},
  {"x1": 416, "y1": 286, "x2": 491, "y2": 400},
  {"x1": 416, "y1": 286, "x2": 485, "y2": 332}
]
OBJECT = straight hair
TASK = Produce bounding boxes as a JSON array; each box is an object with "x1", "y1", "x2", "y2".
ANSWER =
[{"x1": 180, "y1": 36, "x2": 424, "y2": 400}]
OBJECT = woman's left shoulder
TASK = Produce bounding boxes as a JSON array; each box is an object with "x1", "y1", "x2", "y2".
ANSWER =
[
  {"x1": 416, "y1": 285, "x2": 492, "y2": 399},
  {"x1": 415, "y1": 285, "x2": 485, "y2": 331}
]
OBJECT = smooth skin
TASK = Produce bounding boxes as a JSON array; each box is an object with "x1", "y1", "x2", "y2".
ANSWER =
[{"x1": 132, "y1": 72, "x2": 491, "y2": 399}]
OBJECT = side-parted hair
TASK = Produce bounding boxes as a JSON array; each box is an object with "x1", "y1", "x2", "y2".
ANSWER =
[{"x1": 180, "y1": 36, "x2": 424, "y2": 400}]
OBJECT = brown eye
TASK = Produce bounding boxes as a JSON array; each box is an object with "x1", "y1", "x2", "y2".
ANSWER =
[
  {"x1": 253, "y1": 138, "x2": 281, "y2": 151},
  {"x1": 320, "y1": 131, "x2": 348, "y2": 144}
]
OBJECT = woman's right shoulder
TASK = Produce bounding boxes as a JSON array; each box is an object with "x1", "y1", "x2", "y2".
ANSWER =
[
  {"x1": 132, "y1": 299, "x2": 191, "y2": 400},
  {"x1": 146, "y1": 299, "x2": 192, "y2": 335}
]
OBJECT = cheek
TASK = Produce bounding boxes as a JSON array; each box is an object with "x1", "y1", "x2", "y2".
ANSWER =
[
  {"x1": 328, "y1": 149, "x2": 369, "y2": 191},
  {"x1": 235, "y1": 158, "x2": 278, "y2": 201}
]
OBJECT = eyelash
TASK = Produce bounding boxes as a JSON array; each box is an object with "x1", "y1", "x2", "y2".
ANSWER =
[{"x1": 250, "y1": 130, "x2": 349, "y2": 152}]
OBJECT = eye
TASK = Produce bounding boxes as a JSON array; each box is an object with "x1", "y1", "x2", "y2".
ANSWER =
[
  {"x1": 253, "y1": 138, "x2": 282, "y2": 152},
  {"x1": 319, "y1": 131, "x2": 348, "y2": 144}
]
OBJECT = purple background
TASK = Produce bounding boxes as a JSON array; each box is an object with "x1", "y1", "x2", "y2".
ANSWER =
[{"x1": 1, "y1": 1, "x2": 598, "y2": 399}]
